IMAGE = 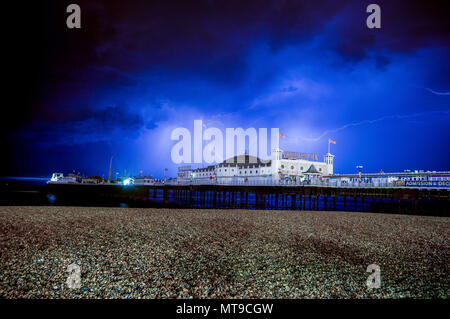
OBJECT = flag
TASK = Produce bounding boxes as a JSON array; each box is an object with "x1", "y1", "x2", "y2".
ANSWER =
[
  {"x1": 279, "y1": 133, "x2": 286, "y2": 138},
  {"x1": 329, "y1": 139, "x2": 336, "y2": 144}
]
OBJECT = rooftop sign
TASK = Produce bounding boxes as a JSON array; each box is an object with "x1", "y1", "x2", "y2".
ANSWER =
[{"x1": 283, "y1": 151, "x2": 318, "y2": 161}]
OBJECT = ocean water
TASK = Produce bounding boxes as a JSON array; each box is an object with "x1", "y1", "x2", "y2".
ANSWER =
[
  {"x1": 0, "y1": 176, "x2": 49, "y2": 187},
  {"x1": 0, "y1": 177, "x2": 50, "y2": 206}
]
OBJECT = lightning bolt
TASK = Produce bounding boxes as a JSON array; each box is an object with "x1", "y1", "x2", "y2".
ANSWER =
[
  {"x1": 302, "y1": 109, "x2": 450, "y2": 142},
  {"x1": 424, "y1": 88, "x2": 450, "y2": 96}
]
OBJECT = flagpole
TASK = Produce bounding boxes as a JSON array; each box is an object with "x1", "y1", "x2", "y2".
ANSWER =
[{"x1": 328, "y1": 139, "x2": 330, "y2": 154}]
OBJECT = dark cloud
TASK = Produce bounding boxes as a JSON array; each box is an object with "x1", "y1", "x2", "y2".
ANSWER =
[
  {"x1": 3, "y1": 1, "x2": 450, "y2": 176},
  {"x1": 35, "y1": 0, "x2": 355, "y2": 78},
  {"x1": 13, "y1": 0, "x2": 450, "y2": 119},
  {"x1": 331, "y1": 0, "x2": 450, "y2": 63},
  {"x1": 281, "y1": 86, "x2": 299, "y2": 93},
  {"x1": 23, "y1": 105, "x2": 156, "y2": 145},
  {"x1": 47, "y1": 1, "x2": 450, "y2": 69},
  {"x1": 20, "y1": 0, "x2": 445, "y2": 113}
]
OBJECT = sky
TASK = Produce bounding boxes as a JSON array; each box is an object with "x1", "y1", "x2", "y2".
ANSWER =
[{"x1": 2, "y1": 0, "x2": 450, "y2": 178}]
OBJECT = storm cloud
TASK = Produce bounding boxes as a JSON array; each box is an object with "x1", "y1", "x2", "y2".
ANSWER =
[{"x1": 3, "y1": 0, "x2": 450, "y2": 177}]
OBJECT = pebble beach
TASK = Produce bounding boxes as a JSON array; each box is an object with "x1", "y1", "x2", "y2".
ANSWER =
[{"x1": 0, "y1": 206, "x2": 448, "y2": 298}]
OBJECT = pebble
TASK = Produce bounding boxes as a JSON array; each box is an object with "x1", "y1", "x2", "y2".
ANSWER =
[{"x1": 0, "y1": 206, "x2": 448, "y2": 298}]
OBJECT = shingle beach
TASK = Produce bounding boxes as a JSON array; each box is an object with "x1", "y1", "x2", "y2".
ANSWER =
[{"x1": 0, "y1": 206, "x2": 448, "y2": 298}]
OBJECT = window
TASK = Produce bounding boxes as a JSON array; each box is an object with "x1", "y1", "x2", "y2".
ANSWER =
[
  {"x1": 291, "y1": 165, "x2": 294, "y2": 170},
  {"x1": 245, "y1": 171, "x2": 247, "y2": 174},
  {"x1": 225, "y1": 169, "x2": 227, "y2": 172},
  {"x1": 250, "y1": 171, "x2": 252, "y2": 174},
  {"x1": 281, "y1": 164, "x2": 285, "y2": 169},
  {"x1": 319, "y1": 168, "x2": 322, "y2": 172},
  {"x1": 301, "y1": 166, "x2": 304, "y2": 170}
]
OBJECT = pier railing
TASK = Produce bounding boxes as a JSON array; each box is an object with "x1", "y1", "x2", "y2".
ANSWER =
[{"x1": 165, "y1": 179, "x2": 448, "y2": 189}]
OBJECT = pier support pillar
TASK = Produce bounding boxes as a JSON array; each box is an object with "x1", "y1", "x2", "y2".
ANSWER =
[
  {"x1": 245, "y1": 192, "x2": 249, "y2": 209},
  {"x1": 232, "y1": 192, "x2": 235, "y2": 209},
  {"x1": 239, "y1": 192, "x2": 244, "y2": 209}
]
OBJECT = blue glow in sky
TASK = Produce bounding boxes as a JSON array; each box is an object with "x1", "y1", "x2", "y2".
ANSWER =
[{"x1": 3, "y1": 0, "x2": 449, "y2": 178}]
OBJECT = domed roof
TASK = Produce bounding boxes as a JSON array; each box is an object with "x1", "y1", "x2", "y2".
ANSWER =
[{"x1": 221, "y1": 154, "x2": 270, "y2": 167}]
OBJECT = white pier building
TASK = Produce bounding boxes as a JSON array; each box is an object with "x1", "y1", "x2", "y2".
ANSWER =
[{"x1": 178, "y1": 148, "x2": 334, "y2": 184}]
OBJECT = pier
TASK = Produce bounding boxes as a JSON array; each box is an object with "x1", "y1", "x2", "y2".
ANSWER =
[{"x1": 43, "y1": 184, "x2": 450, "y2": 216}]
